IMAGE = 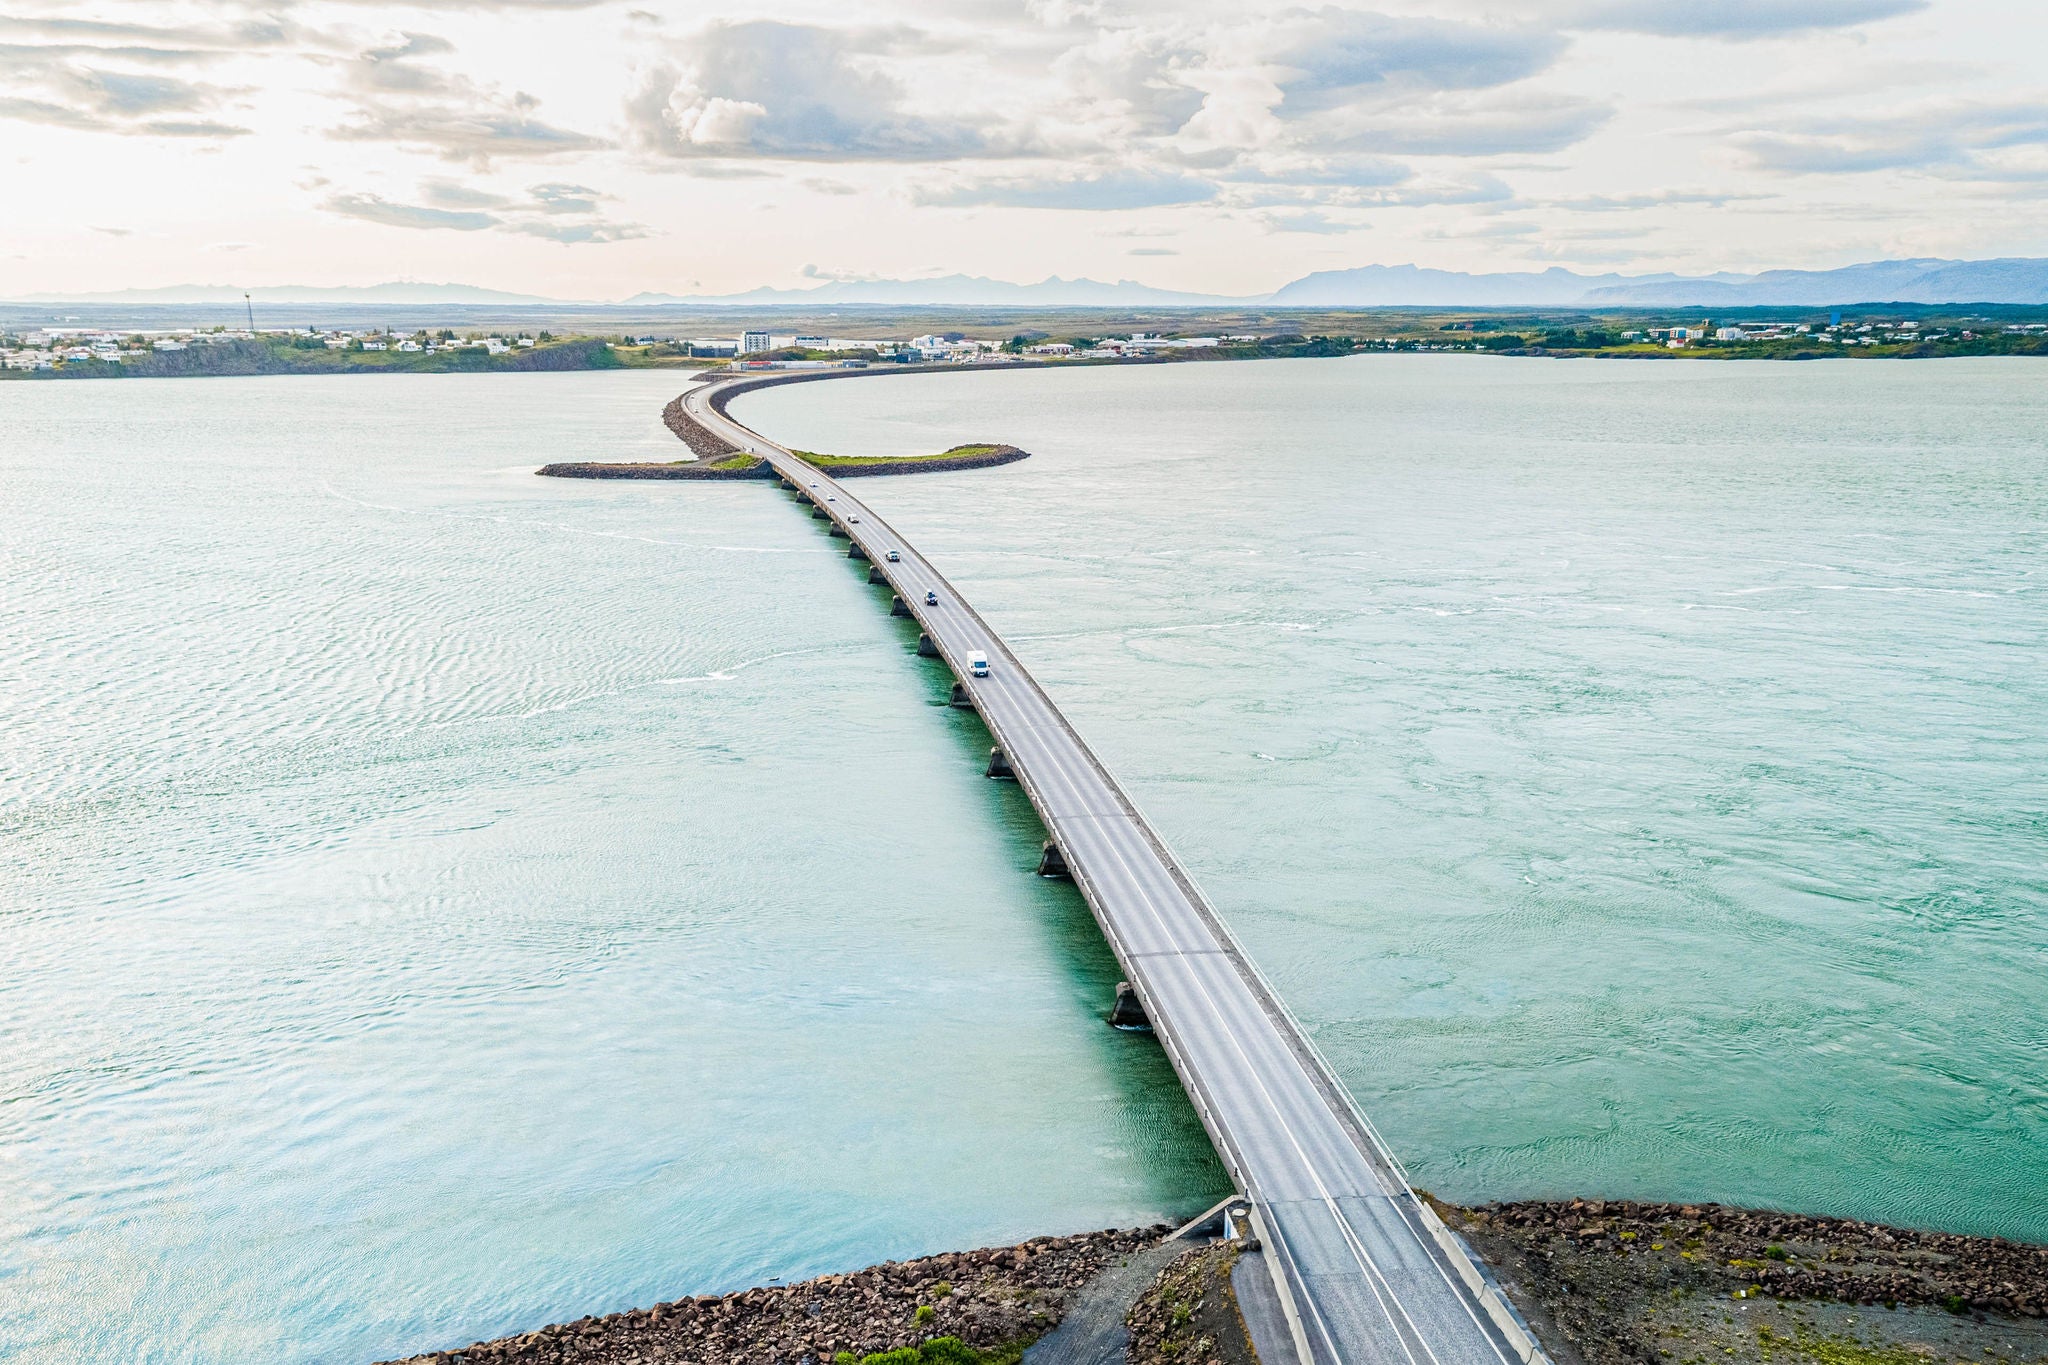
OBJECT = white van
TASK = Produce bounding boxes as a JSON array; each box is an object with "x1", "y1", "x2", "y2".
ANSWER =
[{"x1": 968, "y1": 652, "x2": 990, "y2": 678}]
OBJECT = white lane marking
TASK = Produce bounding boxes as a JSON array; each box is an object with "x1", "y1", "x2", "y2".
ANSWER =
[{"x1": 710, "y1": 383, "x2": 1508, "y2": 1365}]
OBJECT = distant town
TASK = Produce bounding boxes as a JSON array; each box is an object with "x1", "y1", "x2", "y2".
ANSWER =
[{"x1": 5, "y1": 312, "x2": 2046, "y2": 378}]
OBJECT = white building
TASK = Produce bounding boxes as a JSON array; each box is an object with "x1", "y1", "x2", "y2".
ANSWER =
[{"x1": 741, "y1": 330, "x2": 773, "y2": 354}]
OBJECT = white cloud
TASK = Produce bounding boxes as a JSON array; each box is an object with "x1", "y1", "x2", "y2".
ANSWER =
[{"x1": 2, "y1": 0, "x2": 2044, "y2": 295}]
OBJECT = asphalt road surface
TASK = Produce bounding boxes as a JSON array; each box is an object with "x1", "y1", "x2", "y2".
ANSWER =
[{"x1": 682, "y1": 377, "x2": 1544, "y2": 1365}]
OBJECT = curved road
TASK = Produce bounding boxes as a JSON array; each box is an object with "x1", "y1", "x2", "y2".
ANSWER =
[{"x1": 682, "y1": 376, "x2": 1547, "y2": 1365}]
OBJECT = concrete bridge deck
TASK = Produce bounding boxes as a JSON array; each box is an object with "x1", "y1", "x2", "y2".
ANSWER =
[{"x1": 680, "y1": 377, "x2": 1548, "y2": 1365}]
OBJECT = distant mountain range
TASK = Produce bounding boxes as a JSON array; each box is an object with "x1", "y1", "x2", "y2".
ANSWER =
[
  {"x1": 12, "y1": 282, "x2": 559, "y2": 305},
  {"x1": 622, "y1": 273, "x2": 1228, "y2": 307},
  {"x1": 14, "y1": 258, "x2": 2048, "y2": 309},
  {"x1": 1265, "y1": 258, "x2": 2048, "y2": 307}
]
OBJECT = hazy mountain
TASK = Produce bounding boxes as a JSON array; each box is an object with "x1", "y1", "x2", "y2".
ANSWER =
[
  {"x1": 1273, "y1": 258, "x2": 2048, "y2": 307},
  {"x1": 17, "y1": 257, "x2": 2048, "y2": 311},
  {"x1": 1582, "y1": 258, "x2": 2048, "y2": 306},
  {"x1": 13, "y1": 282, "x2": 566, "y2": 305},
  {"x1": 1270, "y1": 264, "x2": 1676, "y2": 306},
  {"x1": 623, "y1": 274, "x2": 1242, "y2": 307}
]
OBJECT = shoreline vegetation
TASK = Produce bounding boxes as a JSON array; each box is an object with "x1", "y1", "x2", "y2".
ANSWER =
[
  {"x1": 378, "y1": 1203, "x2": 2048, "y2": 1365},
  {"x1": 9, "y1": 313, "x2": 2048, "y2": 383}
]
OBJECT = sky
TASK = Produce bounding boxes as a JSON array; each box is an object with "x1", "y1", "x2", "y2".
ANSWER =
[{"x1": 5, "y1": 0, "x2": 2047, "y2": 299}]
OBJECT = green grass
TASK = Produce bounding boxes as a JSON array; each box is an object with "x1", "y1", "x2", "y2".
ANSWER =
[
  {"x1": 1753, "y1": 1325, "x2": 1958, "y2": 1365},
  {"x1": 793, "y1": 444, "x2": 1002, "y2": 469},
  {"x1": 833, "y1": 1335, "x2": 1031, "y2": 1365},
  {"x1": 703, "y1": 453, "x2": 763, "y2": 470}
]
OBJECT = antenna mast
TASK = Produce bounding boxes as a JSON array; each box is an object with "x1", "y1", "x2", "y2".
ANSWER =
[{"x1": 245, "y1": 293, "x2": 254, "y2": 331}]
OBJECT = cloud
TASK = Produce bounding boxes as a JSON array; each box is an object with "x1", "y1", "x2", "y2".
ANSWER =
[
  {"x1": 1269, "y1": 10, "x2": 1567, "y2": 113},
  {"x1": 1258, "y1": 208, "x2": 1366, "y2": 234},
  {"x1": 78, "y1": 69, "x2": 217, "y2": 116},
  {"x1": 0, "y1": 14, "x2": 318, "y2": 64},
  {"x1": 630, "y1": 22, "x2": 1003, "y2": 163},
  {"x1": 1730, "y1": 101, "x2": 2048, "y2": 178},
  {"x1": 914, "y1": 169, "x2": 1217, "y2": 210},
  {"x1": 0, "y1": 50, "x2": 249, "y2": 137},
  {"x1": 419, "y1": 177, "x2": 514, "y2": 209},
  {"x1": 1545, "y1": 189, "x2": 1768, "y2": 211},
  {"x1": 1569, "y1": 0, "x2": 1927, "y2": 39},
  {"x1": 1323, "y1": 93, "x2": 1611, "y2": 155},
  {"x1": 510, "y1": 220, "x2": 652, "y2": 243},
  {"x1": 1217, "y1": 153, "x2": 1410, "y2": 188},
  {"x1": 1127, "y1": 246, "x2": 1177, "y2": 255},
  {"x1": 529, "y1": 181, "x2": 602, "y2": 214},
  {"x1": 321, "y1": 192, "x2": 499, "y2": 231},
  {"x1": 319, "y1": 180, "x2": 652, "y2": 243},
  {"x1": 329, "y1": 31, "x2": 605, "y2": 165}
]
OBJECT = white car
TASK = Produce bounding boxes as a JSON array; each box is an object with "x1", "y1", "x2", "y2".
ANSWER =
[
  {"x1": 850, "y1": 516, "x2": 861, "y2": 524},
  {"x1": 808, "y1": 481, "x2": 819, "y2": 487},
  {"x1": 885, "y1": 550, "x2": 900, "y2": 562}
]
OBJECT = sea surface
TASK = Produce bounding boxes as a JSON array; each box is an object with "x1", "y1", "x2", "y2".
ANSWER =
[{"x1": 3, "y1": 357, "x2": 2044, "y2": 1363}]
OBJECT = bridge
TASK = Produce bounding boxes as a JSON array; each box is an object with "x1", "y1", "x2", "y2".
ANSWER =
[{"x1": 681, "y1": 376, "x2": 1550, "y2": 1365}]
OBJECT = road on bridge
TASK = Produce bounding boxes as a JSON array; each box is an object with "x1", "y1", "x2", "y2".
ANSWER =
[{"x1": 681, "y1": 376, "x2": 1546, "y2": 1365}]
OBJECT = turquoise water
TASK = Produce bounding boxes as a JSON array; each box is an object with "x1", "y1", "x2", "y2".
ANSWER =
[
  {"x1": 734, "y1": 356, "x2": 2048, "y2": 1236},
  {"x1": 3, "y1": 357, "x2": 2044, "y2": 1362},
  {"x1": 0, "y1": 374, "x2": 1221, "y2": 1365}
]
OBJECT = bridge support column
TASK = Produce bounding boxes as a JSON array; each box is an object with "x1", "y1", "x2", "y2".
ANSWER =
[
  {"x1": 848, "y1": 543, "x2": 869, "y2": 561},
  {"x1": 1037, "y1": 840, "x2": 1069, "y2": 878},
  {"x1": 1108, "y1": 981, "x2": 1151, "y2": 1030},
  {"x1": 917, "y1": 633, "x2": 940, "y2": 658},
  {"x1": 829, "y1": 524, "x2": 849, "y2": 539},
  {"x1": 868, "y1": 566, "x2": 889, "y2": 584},
  {"x1": 811, "y1": 506, "x2": 829, "y2": 520},
  {"x1": 985, "y1": 746, "x2": 1015, "y2": 780},
  {"x1": 948, "y1": 681, "x2": 975, "y2": 709},
  {"x1": 891, "y1": 596, "x2": 911, "y2": 617}
]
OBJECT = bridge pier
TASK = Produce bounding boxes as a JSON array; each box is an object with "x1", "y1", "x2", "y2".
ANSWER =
[
  {"x1": 829, "y1": 524, "x2": 849, "y2": 539},
  {"x1": 848, "y1": 543, "x2": 869, "y2": 561},
  {"x1": 1108, "y1": 981, "x2": 1151, "y2": 1030},
  {"x1": 890, "y1": 595, "x2": 912, "y2": 618},
  {"x1": 868, "y1": 565, "x2": 889, "y2": 584},
  {"x1": 985, "y1": 746, "x2": 1015, "y2": 780},
  {"x1": 948, "y1": 681, "x2": 975, "y2": 709},
  {"x1": 917, "y1": 633, "x2": 940, "y2": 658},
  {"x1": 1037, "y1": 840, "x2": 1069, "y2": 878},
  {"x1": 810, "y1": 506, "x2": 829, "y2": 520}
]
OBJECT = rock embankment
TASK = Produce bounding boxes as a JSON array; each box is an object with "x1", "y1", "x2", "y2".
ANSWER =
[
  {"x1": 662, "y1": 393, "x2": 743, "y2": 460},
  {"x1": 536, "y1": 395, "x2": 770, "y2": 479},
  {"x1": 1124, "y1": 1241, "x2": 1257, "y2": 1365},
  {"x1": 379, "y1": 1228, "x2": 1164, "y2": 1365},
  {"x1": 1445, "y1": 1198, "x2": 2048, "y2": 1365},
  {"x1": 1463, "y1": 1199, "x2": 2048, "y2": 1316}
]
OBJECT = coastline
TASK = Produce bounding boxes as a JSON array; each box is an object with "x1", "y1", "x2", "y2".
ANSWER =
[{"x1": 377, "y1": 1203, "x2": 2048, "y2": 1365}]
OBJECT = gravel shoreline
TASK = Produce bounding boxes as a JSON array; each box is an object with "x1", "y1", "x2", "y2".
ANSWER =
[
  {"x1": 374, "y1": 1204, "x2": 2048, "y2": 1364},
  {"x1": 378, "y1": 1228, "x2": 1164, "y2": 1365},
  {"x1": 1444, "y1": 1198, "x2": 2048, "y2": 1364}
]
